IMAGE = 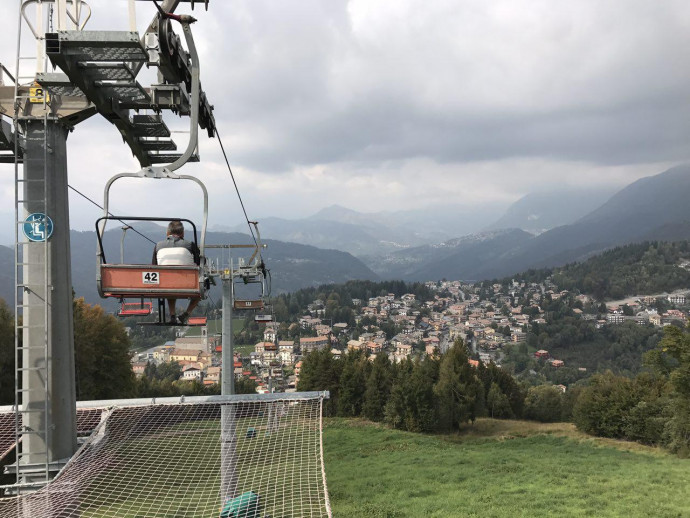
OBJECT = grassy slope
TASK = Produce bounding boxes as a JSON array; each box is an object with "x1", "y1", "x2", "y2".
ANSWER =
[
  {"x1": 183, "y1": 318, "x2": 255, "y2": 355},
  {"x1": 324, "y1": 419, "x2": 690, "y2": 518},
  {"x1": 183, "y1": 318, "x2": 245, "y2": 337}
]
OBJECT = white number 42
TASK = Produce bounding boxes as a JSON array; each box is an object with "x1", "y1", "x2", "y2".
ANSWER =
[{"x1": 142, "y1": 272, "x2": 160, "y2": 285}]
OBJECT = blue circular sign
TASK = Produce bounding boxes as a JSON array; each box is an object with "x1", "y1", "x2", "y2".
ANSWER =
[{"x1": 23, "y1": 213, "x2": 54, "y2": 242}]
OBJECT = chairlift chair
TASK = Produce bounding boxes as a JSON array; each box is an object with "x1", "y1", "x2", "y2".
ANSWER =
[
  {"x1": 254, "y1": 313, "x2": 274, "y2": 323},
  {"x1": 97, "y1": 214, "x2": 207, "y2": 292},
  {"x1": 253, "y1": 302, "x2": 274, "y2": 323},
  {"x1": 95, "y1": 14, "x2": 213, "y2": 326},
  {"x1": 231, "y1": 266, "x2": 266, "y2": 312}
]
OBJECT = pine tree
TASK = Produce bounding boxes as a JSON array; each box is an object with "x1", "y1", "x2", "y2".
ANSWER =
[
  {"x1": 337, "y1": 350, "x2": 370, "y2": 417},
  {"x1": 297, "y1": 348, "x2": 342, "y2": 415},
  {"x1": 646, "y1": 326, "x2": 690, "y2": 455},
  {"x1": 385, "y1": 359, "x2": 413, "y2": 430},
  {"x1": 409, "y1": 357, "x2": 440, "y2": 432},
  {"x1": 434, "y1": 339, "x2": 484, "y2": 431},
  {"x1": 363, "y1": 353, "x2": 393, "y2": 421}
]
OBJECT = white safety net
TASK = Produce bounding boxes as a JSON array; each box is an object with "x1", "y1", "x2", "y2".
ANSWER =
[{"x1": 0, "y1": 393, "x2": 331, "y2": 518}]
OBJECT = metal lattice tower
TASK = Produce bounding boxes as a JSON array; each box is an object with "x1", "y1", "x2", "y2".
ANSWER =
[{"x1": 9, "y1": 1, "x2": 89, "y2": 491}]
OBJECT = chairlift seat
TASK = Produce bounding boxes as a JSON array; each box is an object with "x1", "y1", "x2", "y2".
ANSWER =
[
  {"x1": 99, "y1": 264, "x2": 203, "y2": 299},
  {"x1": 117, "y1": 301, "x2": 153, "y2": 317},
  {"x1": 233, "y1": 299, "x2": 264, "y2": 311}
]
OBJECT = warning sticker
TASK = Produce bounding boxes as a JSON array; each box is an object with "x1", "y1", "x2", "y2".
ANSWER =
[{"x1": 29, "y1": 83, "x2": 50, "y2": 104}]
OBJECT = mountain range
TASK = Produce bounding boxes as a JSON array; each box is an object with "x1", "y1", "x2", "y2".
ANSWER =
[
  {"x1": 1, "y1": 165, "x2": 688, "y2": 304},
  {"x1": 215, "y1": 203, "x2": 506, "y2": 257},
  {"x1": 372, "y1": 165, "x2": 690, "y2": 281},
  {"x1": 371, "y1": 229, "x2": 533, "y2": 280},
  {"x1": 214, "y1": 186, "x2": 615, "y2": 260},
  {"x1": 485, "y1": 187, "x2": 616, "y2": 235}
]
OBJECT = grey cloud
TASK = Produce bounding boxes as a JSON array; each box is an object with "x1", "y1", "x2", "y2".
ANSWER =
[
  {"x1": 1, "y1": 0, "x2": 688, "y2": 227},
  {"x1": 199, "y1": 0, "x2": 690, "y2": 172}
]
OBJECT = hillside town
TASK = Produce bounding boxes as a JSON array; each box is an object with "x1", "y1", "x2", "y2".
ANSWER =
[{"x1": 130, "y1": 277, "x2": 690, "y2": 394}]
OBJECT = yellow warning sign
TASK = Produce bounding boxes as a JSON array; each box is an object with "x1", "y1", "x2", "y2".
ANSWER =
[{"x1": 29, "y1": 83, "x2": 50, "y2": 104}]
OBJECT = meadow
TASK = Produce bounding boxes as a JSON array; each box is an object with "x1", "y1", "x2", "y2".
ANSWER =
[
  {"x1": 323, "y1": 418, "x2": 690, "y2": 518},
  {"x1": 183, "y1": 318, "x2": 255, "y2": 355}
]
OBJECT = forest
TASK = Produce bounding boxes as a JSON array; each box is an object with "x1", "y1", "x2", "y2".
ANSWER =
[{"x1": 497, "y1": 241, "x2": 690, "y2": 300}]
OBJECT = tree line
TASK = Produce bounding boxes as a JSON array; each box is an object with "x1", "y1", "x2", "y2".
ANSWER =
[
  {"x1": 572, "y1": 325, "x2": 690, "y2": 456},
  {"x1": 296, "y1": 339, "x2": 563, "y2": 433},
  {"x1": 298, "y1": 332, "x2": 690, "y2": 456}
]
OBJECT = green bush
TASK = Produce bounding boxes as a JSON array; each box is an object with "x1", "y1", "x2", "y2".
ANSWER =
[
  {"x1": 524, "y1": 385, "x2": 563, "y2": 423},
  {"x1": 572, "y1": 371, "x2": 639, "y2": 437}
]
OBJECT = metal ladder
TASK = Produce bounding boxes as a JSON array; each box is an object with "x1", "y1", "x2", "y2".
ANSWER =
[{"x1": 12, "y1": 0, "x2": 51, "y2": 492}]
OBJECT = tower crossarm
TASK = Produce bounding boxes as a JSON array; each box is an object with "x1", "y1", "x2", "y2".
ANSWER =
[{"x1": 44, "y1": 25, "x2": 215, "y2": 167}]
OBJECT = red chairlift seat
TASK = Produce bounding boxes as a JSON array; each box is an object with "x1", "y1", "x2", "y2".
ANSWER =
[
  {"x1": 117, "y1": 301, "x2": 153, "y2": 317},
  {"x1": 100, "y1": 264, "x2": 203, "y2": 299},
  {"x1": 96, "y1": 216, "x2": 207, "y2": 301}
]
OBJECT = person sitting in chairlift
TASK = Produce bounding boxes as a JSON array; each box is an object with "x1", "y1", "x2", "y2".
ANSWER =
[{"x1": 152, "y1": 220, "x2": 201, "y2": 324}]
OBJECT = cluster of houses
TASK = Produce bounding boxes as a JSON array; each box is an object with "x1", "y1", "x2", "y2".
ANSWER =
[
  {"x1": 129, "y1": 278, "x2": 690, "y2": 393},
  {"x1": 534, "y1": 349, "x2": 565, "y2": 368},
  {"x1": 604, "y1": 294, "x2": 689, "y2": 327},
  {"x1": 131, "y1": 334, "x2": 221, "y2": 386}
]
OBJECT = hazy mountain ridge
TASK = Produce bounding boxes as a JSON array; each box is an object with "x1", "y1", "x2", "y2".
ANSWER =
[
  {"x1": 487, "y1": 187, "x2": 617, "y2": 234},
  {"x1": 364, "y1": 165, "x2": 690, "y2": 281},
  {"x1": 372, "y1": 229, "x2": 533, "y2": 280},
  {"x1": 214, "y1": 202, "x2": 506, "y2": 258},
  {"x1": 475, "y1": 164, "x2": 690, "y2": 278}
]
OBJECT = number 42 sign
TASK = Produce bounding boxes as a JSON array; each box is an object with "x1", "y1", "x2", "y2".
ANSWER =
[{"x1": 142, "y1": 272, "x2": 160, "y2": 285}]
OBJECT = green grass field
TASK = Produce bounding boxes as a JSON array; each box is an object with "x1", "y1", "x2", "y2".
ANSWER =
[
  {"x1": 183, "y1": 318, "x2": 255, "y2": 356},
  {"x1": 71, "y1": 410, "x2": 326, "y2": 517},
  {"x1": 323, "y1": 419, "x2": 690, "y2": 518},
  {"x1": 183, "y1": 318, "x2": 245, "y2": 336}
]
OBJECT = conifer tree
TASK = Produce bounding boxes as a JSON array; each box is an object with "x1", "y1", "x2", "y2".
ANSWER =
[
  {"x1": 363, "y1": 353, "x2": 393, "y2": 421},
  {"x1": 296, "y1": 348, "x2": 342, "y2": 415},
  {"x1": 434, "y1": 339, "x2": 484, "y2": 431},
  {"x1": 646, "y1": 325, "x2": 690, "y2": 455},
  {"x1": 337, "y1": 349, "x2": 370, "y2": 417},
  {"x1": 406, "y1": 357, "x2": 440, "y2": 432},
  {"x1": 385, "y1": 359, "x2": 414, "y2": 430}
]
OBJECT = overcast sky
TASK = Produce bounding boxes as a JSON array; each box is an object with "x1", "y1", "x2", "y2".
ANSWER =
[{"x1": 1, "y1": 0, "x2": 689, "y2": 237}]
